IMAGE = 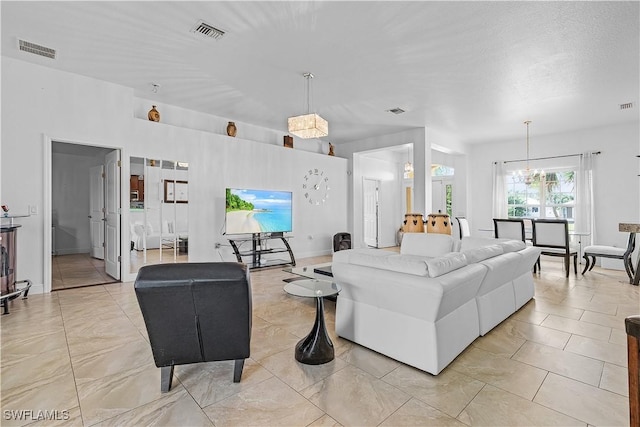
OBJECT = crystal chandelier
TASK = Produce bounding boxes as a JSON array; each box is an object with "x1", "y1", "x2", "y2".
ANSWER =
[
  {"x1": 288, "y1": 73, "x2": 328, "y2": 139},
  {"x1": 512, "y1": 120, "x2": 545, "y2": 185}
]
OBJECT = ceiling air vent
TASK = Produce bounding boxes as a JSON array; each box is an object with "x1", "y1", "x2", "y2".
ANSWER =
[
  {"x1": 191, "y1": 20, "x2": 225, "y2": 40},
  {"x1": 18, "y1": 39, "x2": 56, "y2": 59},
  {"x1": 620, "y1": 102, "x2": 633, "y2": 110},
  {"x1": 387, "y1": 108, "x2": 406, "y2": 115}
]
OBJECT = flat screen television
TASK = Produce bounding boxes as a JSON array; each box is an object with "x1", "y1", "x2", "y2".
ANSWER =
[{"x1": 225, "y1": 188, "x2": 293, "y2": 234}]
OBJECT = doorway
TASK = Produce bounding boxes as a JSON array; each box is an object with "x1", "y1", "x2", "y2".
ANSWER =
[
  {"x1": 128, "y1": 157, "x2": 189, "y2": 275},
  {"x1": 50, "y1": 142, "x2": 121, "y2": 290},
  {"x1": 432, "y1": 177, "x2": 453, "y2": 217}
]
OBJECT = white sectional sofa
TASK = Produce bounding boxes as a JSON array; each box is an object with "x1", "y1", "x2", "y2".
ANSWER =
[{"x1": 331, "y1": 233, "x2": 541, "y2": 375}]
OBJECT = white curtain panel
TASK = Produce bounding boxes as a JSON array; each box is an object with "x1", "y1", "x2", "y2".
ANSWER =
[
  {"x1": 492, "y1": 161, "x2": 508, "y2": 219},
  {"x1": 575, "y1": 152, "x2": 594, "y2": 246}
]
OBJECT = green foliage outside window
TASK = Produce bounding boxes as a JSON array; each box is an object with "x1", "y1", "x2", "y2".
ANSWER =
[
  {"x1": 506, "y1": 170, "x2": 575, "y2": 220},
  {"x1": 445, "y1": 184, "x2": 453, "y2": 216}
]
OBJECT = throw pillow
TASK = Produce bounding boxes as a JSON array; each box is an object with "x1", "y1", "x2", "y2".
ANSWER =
[
  {"x1": 462, "y1": 245, "x2": 504, "y2": 263},
  {"x1": 350, "y1": 252, "x2": 429, "y2": 276}
]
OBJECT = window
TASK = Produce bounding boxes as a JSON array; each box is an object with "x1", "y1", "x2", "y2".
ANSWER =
[
  {"x1": 506, "y1": 169, "x2": 576, "y2": 224},
  {"x1": 431, "y1": 164, "x2": 454, "y2": 176}
]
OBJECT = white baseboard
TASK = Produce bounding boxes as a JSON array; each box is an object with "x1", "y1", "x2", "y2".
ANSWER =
[
  {"x1": 29, "y1": 283, "x2": 45, "y2": 294},
  {"x1": 54, "y1": 248, "x2": 91, "y2": 256},
  {"x1": 600, "y1": 258, "x2": 624, "y2": 271}
]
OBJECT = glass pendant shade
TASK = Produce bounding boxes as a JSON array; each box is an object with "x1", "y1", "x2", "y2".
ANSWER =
[
  {"x1": 288, "y1": 72, "x2": 328, "y2": 139},
  {"x1": 288, "y1": 113, "x2": 328, "y2": 139}
]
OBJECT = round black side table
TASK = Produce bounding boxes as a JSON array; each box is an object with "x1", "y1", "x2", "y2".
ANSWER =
[{"x1": 283, "y1": 279, "x2": 341, "y2": 364}]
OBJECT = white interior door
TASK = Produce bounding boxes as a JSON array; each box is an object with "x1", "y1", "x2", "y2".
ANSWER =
[
  {"x1": 363, "y1": 178, "x2": 379, "y2": 247},
  {"x1": 432, "y1": 177, "x2": 454, "y2": 216},
  {"x1": 432, "y1": 179, "x2": 445, "y2": 214},
  {"x1": 104, "y1": 150, "x2": 121, "y2": 280},
  {"x1": 89, "y1": 165, "x2": 105, "y2": 259}
]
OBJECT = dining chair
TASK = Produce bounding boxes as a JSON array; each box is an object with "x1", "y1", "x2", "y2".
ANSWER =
[
  {"x1": 582, "y1": 232, "x2": 636, "y2": 283},
  {"x1": 493, "y1": 218, "x2": 526, "y2": 242},
  {"x1": 531, "y1": 219, "x2": 578, "y2": 278},
  {"x1": 456, "y1": 217, "x2": 471, "y2": 239}
]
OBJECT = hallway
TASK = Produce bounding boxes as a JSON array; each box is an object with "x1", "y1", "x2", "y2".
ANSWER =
[{"x1": 52, "y1": 254, "x2": 116, "y2": 290}]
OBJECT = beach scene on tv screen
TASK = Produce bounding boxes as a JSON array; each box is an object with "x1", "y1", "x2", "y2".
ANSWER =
[{"x1": 226, "y1": 188, "x2": 292, "y2": 234}]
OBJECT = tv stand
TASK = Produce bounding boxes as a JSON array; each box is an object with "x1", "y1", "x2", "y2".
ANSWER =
[{"x1": 228, "y1": 233, "x2": 296, "y2": 269}]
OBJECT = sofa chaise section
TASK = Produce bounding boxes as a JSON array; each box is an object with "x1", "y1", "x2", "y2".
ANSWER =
[
  {"x1": 331, "y1": 233, "x2": 541, "y2": 375},
  {"x1": 332, "y1": 250, "x2": 485, "y2": 375},
  {"x1": 458, "y1": 237, "x2": 541, "y2": 335}
]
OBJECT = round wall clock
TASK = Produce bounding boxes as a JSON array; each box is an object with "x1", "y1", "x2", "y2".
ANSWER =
[{"x1": 303, "y1": 168, "x2": 330, "y2": 205}]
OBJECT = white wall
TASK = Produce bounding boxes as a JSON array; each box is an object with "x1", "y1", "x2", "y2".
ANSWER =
[
  {"x1": 468, "y1": 122, "x2": 640, "y2": 267},
  {"x1": 132, "y1": 97, "x2": 332, "y2": 155},
  {"x1": 1, "y1": 57, "x2": 347, "y2": 292},
  {"x1": 129, "y1": 119, "x2": 347, "y2": 264}
]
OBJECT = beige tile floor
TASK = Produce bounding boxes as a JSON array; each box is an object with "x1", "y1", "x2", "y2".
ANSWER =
[
  {"x1": 52, "y1": 249, "x2": 189, "y2": 291},
  {"x1": 2, "y1": 255, "x2": 637, "y2": 426},
  {"x1": 52, "y1": 254, "x2": 117, "y2": 290}
]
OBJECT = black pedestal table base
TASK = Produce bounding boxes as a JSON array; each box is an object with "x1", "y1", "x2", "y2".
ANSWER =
[{"x1": 295, "y1": 296, "x2": 334, "y2": 364}]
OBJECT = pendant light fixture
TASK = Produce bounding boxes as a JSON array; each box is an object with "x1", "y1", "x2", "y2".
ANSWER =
[
  {"x1": 288, "y1": 73, "x2": 328, "y2": 139},
  {"x1": 513, "y1": 120, "x2": 545, "y2": 185},
  {"x1": 404, "y1": 145, "x2": 414, "y2": 179}
]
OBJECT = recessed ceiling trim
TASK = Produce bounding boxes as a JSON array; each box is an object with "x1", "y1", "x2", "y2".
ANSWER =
[
  {"x1": 191, "y1": 20, "x2": 225, "y2": 40},
  {"x1": 387, "y1": 108, "x2": 406, "y2": 115},
  {"x1": 18, "y1": 39, "x2": 56, "y2": 59}
]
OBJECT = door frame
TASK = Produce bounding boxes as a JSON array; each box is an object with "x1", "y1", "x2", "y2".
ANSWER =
[
  {"x1": 432, "y1": 176, "x2": 454, "y2": 216},
  {"x1": 363, "y1": 177, "x2": 380, "y2": 248},
  {"x1": 89, "y1": 164, "x2": 105, "y2": 260},
  {"x1": 43, "y1": 135, "x2": 127, "y2": 293}
]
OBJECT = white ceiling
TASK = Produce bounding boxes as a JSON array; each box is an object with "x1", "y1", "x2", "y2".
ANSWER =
[{"x1": 2, "y1": 1, "x2": 638, "y2": 146}]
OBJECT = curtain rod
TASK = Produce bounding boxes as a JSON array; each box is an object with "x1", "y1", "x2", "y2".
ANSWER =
[{"x1": 495, "y1": 151, "x2": 601, "y2": 165}]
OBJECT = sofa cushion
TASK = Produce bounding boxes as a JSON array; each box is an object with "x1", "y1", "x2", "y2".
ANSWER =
[
  {"x1": 401, "y1": 233, "x2": 454, "y2": 257},
  {"x1": 425, "y1": 252, "x2": 468, "y2": 278},
  {"x1": 584, "y1": 245, "x2": 626, "y2": 256},
  {"x1": 349, "y1": 252, "x2": 429, "y2": 276},
  {"x1": 461, "y1": 244, "x2": 504, "y2": 263}
]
